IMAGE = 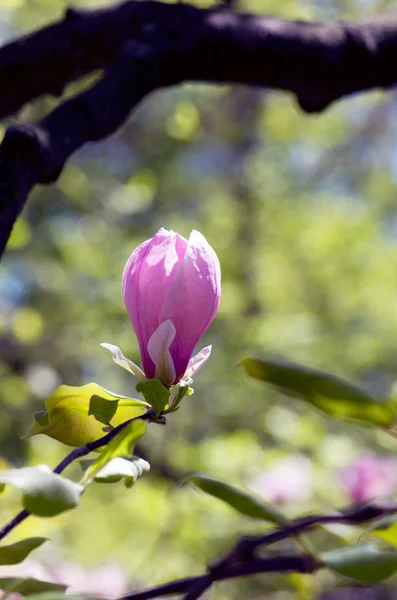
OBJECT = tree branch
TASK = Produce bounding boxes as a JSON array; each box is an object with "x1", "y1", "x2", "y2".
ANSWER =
[
  {"x1": 120, "y1": 501, "x2": 397, "y2": 600},
  {"x1": 2, "y1": 3, "x2": 397, "y2": 120},
  {"x1": 1, "y1": 1, "x2": 397, "y2": 255},
  {"x1": 122, "y1": 554, "x2": 317, "y2": 600}
]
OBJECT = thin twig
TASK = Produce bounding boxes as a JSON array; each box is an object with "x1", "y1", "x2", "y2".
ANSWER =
[
  {"x1": 53, "y1": 408, "x2": 156, "y2": 474},
  {"x1": 0, "y1": 409, "x2": 156, "y2": 542},
  {"x1": 232, "y1": 502, "x2": 397, "y2": 555}
]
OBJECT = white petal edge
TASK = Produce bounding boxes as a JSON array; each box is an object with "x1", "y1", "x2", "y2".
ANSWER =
[
  {"x1": 184, "y1": 345, "x2": 212, "y2": 380},
  {"x1": 100, "y1": 343, "x2": 146, "y2": 381},
  {"x1": 147, "y1": 320, "x2": 176, "y2": 386}
]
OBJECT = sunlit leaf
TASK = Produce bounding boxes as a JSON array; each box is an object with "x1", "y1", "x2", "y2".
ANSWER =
[
  {"x1": 366, "y1": 515, "x2": 397, "y2": 547},
  {"x1": 186, "y1": 473, "x2": 288, "y2": 525},
  {"x1": 0, "y1": 466, "x2": 84, "y2": 517},
  {"x1": 242, "y1": 357, "x2": 395, "y2": 427},
  {"x1": 0, "y1": 578, "x2": 66, "y2": 596},
  {"x1": 136, "y1": 379, "x2": 170, "y2": 416},
  {"x1": 23, "y1": 383, "x2": 149, "y2": 447},
  {"x1": 0, "y1": 537, "x2": 48, "y2": 565},
  {"x1": 321, "y1": 543, "x2": 397, "y2": 582},
  {"x1": 81, "y1": 456, "x2": 150, "y2": 488},
  {"x1": 81, "y1": 420, "x2": 147, "y2": 484}
]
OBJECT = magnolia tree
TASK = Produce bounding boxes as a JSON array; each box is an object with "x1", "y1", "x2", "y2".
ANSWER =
[
  {"x1": 2, "y1": 0, "x2": 397, "y2": 599},
  {"x1": 1, "y1": 229, "x2": 397, "y2": 599}
]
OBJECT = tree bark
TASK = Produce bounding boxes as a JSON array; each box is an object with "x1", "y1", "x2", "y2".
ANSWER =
[{"x1": 1, "y1": 0, "x2": 397, "y2": 256}]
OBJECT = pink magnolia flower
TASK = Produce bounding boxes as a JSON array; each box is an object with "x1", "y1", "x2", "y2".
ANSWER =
[
  {"x1": 339, "y1": 453, "x2": 397, "y2": 504},
  {"x1": 103, "y1": 228, "x2": 221, "y2": 386}
]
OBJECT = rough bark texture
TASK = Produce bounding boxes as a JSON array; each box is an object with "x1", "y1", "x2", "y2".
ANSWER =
[{"x1": 1, "y1": 1, "x2": 397, "y2": 255}]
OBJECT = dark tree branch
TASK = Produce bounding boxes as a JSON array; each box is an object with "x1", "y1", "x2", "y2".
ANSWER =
[
  {"x1": 1, "y1": 1, "x2": 397, "y2": 256},
  {"x1": 230, "y1": 502, "x2": 395, "y2": 555},
  {"x1": 2, "y1": 3, "x2": 397, "y2": 120},
  {"x1": 120, "y1": 501, "x2": 397, "y2": 600},
  {"x1": 123, "y1": 554, "x2": 317, "y2": 600}
]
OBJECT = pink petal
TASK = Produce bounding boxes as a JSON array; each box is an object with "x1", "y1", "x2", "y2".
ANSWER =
[
  {"x1": 147, "y1": 320, "x2": 176, "y2": 385},
  {"x1": 122, "y1": 228, "x2": 187, "y2": 377},
  {"x1": 184, "y1": 346, "x2": 212, "y2": 380},
  {"x1": 159, "y1": 230, "x2": 221, "y2": 381}
]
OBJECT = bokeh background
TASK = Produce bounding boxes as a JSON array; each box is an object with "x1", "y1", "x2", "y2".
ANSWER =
[{"x1": 1, "y1": 0, "x2": 397, "y2": 597}]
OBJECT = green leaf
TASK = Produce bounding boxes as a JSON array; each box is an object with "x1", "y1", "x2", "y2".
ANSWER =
[
  {"x1": 0, "y1": 466, "x2": 84, "y2": 517},
  {"x1": 81, "y1": 420, "x2": 147, "y2": 484},
  {"x1": 88, "y1": 395, "x2": 118, "y2": 426},
  {"x1": 136, "y1": 379, "x2": 170, "y2": 416},
  {"x1": 0, "y1": 578, "x2": 66, "y2": 595},
  {"x1": 321, "y1": 543, "x2": 397, "y2": 582},
  {"x1": 23, "y1": 383, "x2": 149, "y2": 447},
  {"x1": 82, "y1": 456, "x2": 150, "y2": 487},
  {"x1": 0, "y1": 537, "x2": 48, "y2": 565},
  {"x1": 186, "y1": 473, "x2": 288, "y2": 525},
  {"x1": 242, "y1": 356, "x2": 395, "y2": 427},
  {"x1": 366, "y1": 515, "x2": 397, "y2": 547}
]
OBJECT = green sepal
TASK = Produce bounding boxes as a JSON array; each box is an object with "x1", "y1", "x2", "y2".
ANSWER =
[
  {"x1": 164, "y1": 381, "x2": 194, "y2": 414},
  {"x1": 136, "y1": 379, "x2": 170, "y2": 416}
]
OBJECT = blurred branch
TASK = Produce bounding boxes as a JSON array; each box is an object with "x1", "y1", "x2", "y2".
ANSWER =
[
  {"x1": 2, "y1": 2, "x2": 397, "y2": 120},
  {"x1": 0, "y1": 40, "x2": 165, "y2": 257},
  {"x1": 0, "y1": 409, "x2": 156, "y2": 542},
  {"x1": 122, "y1": 501, "x2": 397, "y2": 600},
  {"x1": 1, "y1": 1, "x2": 397, "y2": 255},
  {"x1": 123, "y1": 554, "x2": 317, "y2": 600}
]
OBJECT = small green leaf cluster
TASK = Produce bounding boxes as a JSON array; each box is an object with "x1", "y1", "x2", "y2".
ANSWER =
[
  {"x1": 0, "y1": 379, "x2": 158, "y2": 597},
  {"x1": 24, "y1": 382, "x2": 150, "y2": 447},
  {"x1": 0, "y1": 369, "x2": 195, "y2": 597}
]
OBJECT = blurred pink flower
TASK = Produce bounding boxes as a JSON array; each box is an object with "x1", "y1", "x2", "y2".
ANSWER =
[
  {"x1": 250, "y1": 455, "x2": 313, "y2": 505},
  {"x1": 0, "y1": 560, "x2": 130, "y2": 599},
  {"x1": 339, "y1": 453, "x2": 397, "y2": 504},
  {"x1": 51, "y1": 562, "x2": 130, "y2": 598},
  {"x1": 122, "y1": 228, "x2": 221, "y2": 385}
]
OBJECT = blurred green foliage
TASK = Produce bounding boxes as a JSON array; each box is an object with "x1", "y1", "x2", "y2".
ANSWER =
[{"x1": 2, "y1": 0, "x2": 397, "y2": 596}]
